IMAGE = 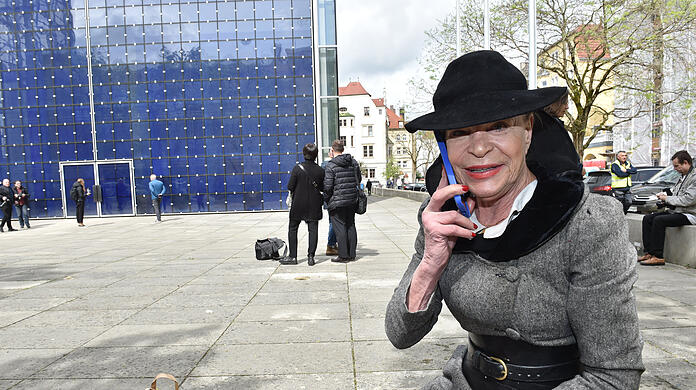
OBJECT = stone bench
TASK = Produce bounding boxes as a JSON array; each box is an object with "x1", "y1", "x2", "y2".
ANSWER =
[{"x1": 626, "y1": 213, "x2": 696, "y2": 267}]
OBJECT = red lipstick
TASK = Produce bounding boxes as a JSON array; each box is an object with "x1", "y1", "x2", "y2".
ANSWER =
[{"x1": 464, "y1": 164, "x2": 502, "y2": 179}]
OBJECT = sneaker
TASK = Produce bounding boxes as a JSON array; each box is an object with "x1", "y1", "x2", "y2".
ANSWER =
[
  {"x1": 325, "y1": 245, "x2": 339, "y2": 256},
  {"x1": 279, "y1": 256, "x2": 298, "y2": 265},
  {"x1": 331, "y1": 257, "x2": 351, "y2": 263}
]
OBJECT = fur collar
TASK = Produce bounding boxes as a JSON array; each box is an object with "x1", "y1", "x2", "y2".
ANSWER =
[{"x1": 425, "y1": 158, "x2": 585, "y2": 262}]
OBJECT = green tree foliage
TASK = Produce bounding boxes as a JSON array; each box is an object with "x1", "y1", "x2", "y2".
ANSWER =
[{"x1": 384, "y1": 157, "x2": 401, "y2": 181}]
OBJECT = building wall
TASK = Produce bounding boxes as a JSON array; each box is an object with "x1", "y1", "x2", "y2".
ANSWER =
[
  {"x1": 0, "y1": 0, "x2": 334, "y2": 217},
  {"x1": 338, "y1": 94, "x2": 387, "y2": 184}
]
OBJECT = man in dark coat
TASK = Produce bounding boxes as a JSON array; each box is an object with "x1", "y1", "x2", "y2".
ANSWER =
[
  {"x1": 0, "y1": 179, "x2": 16, "y2": 232},
  {"x1": 366, "y1": 179, "x2": 373, "y2": 195},
  {"x1": 324, "y1": 140, "x2": 361, "y2": 262},
  {"x1": 282, "y1": 143, "x2": 325, "y2": 266}
]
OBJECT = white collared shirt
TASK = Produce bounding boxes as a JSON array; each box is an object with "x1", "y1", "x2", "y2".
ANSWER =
[{"x1": 469, "y1": 180, "x2": 538, "y2": 239}]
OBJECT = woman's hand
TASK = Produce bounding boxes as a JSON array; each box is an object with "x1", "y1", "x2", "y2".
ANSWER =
[
  {"x1": 421, "y1": 168, "x2": 477, "y2": 270},
  {"x1": 407, "y1": 170, "x2": 476, "y2": 312}
]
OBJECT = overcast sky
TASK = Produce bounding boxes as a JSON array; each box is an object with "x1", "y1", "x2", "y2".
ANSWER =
[{"x1": 336, "y1": 0, "x2": 455, "y2": 115}]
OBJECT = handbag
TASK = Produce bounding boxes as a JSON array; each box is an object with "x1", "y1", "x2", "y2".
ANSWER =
[
  {"x1": 149, "y1": 373, "x2": 179, "y2": 390},
  {"x1": 354, "y1": 165, "x2": 367, "y2": 215},
  {"x1": 255, "y1": 237, "x2": 288, "y2": 260}
]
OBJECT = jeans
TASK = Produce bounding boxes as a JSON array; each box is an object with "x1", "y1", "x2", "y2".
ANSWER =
[
  {"x1": 327, "y1": 221, "x2": 337, "y2": 247},
  {"x1": 642, "y1": 211, "x2": 690, "y2": 258},
  {"x1": 330, "y1": 207, "x2": 357, "y2": 259},
  {"x1": 288, "y1": 219, "x2": 318, "y2": 258},
  {"x1": 152, "y1": 197, "x2": 162, "y2": 221},
  {"x1": 612, "y1": 188, "x2": 632, "y2": 214},
  {"x1": 15, "y1": 204, "x2": 30, "y2": 227}
]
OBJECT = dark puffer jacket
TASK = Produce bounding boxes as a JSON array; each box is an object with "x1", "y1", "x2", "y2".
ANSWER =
[{"x1": 324, "y1": 153, "x2": 361, "y2": 211}]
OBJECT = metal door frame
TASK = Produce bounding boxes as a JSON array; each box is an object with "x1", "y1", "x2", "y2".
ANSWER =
[{"x1": 59, "y1": 159, "x2": 136, "y2": 218}]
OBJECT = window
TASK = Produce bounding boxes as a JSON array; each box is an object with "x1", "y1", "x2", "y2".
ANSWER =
[
  {"x1": 379, "y1": 109, "x2": 383, "y2": 115},
  {"x1": 398, "y1": 160, "x2": 409, "y2": 168},
  {"x1": 350, "y1": 136, "x2": 354, "y2": 147},
  {"x1": 363, "y1": 145, "x2": 374, "y2": 158},
  {"x1": 339, "y1": 136, "x2": 346, "y2": 145},
  {"x1": 364, "y1": 106, "x2": 370, "y2": 116},
  {"x1": 350, "y1": 119, "x2": 354, "y2": 126},
  {"x1": 368, "y1": 125, "x2": 373, "y2": 137},
  {"x1": 368, "y1": 168, "x2": 376, "y2": 178}
]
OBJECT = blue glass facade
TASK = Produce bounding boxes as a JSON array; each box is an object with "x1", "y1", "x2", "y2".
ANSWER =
[{"x1": 0, "y1": 0, "x2": 334, "y2": 217}]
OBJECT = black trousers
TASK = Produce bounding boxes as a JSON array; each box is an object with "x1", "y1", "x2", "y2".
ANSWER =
[
  {"x1": 0, "y1": 205, "x2": 12, "y2": 229},
  {"x1": 75, "y1": 200, "x2": 85, "y2": 224},
  {"x1": 288, "y1": 219, "x2": 318, "y2": 258},
  {"x1": 330, "y1": 207, "x2": 357, "y2": 259},
  {"x1": 642, "y1": 211, "x2": 690, "y2": 258},
  {"x1": 612, "y1": 187, "x2": 632, "y2": 214}
]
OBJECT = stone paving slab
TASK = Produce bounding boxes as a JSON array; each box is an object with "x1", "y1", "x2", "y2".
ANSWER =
[{"x1": 0, "y1": 196, "x2": 694, "y2": 389}]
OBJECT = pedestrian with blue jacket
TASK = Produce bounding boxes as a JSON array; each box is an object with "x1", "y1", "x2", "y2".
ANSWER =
[{"x1": 149, "y1": 174, "x2": 165, "y2": 222}]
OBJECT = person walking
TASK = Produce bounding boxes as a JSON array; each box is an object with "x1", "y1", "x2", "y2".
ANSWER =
[
  {"x1": 0, "y1": 179, "x2": 16, "y2": 232},
  {"x1": 13, "y1": 180, "x2": 30, "y2": 229},
  {"x1": 149, "y1": 174, "x2": 166, "y2": 222},
  {"x1": 324, "y1": 139, "x2": 361, "y2": 263},
  {"x1": 70, "y1": 178, "x2": 89, "y2": 226},
  {"x1": 611, "y1": 151, "x2": 638, "y2": 214},
  {"x1": 639, "y1": 150, "x2": 696, "y2": 266},
  {"x1": 366, "y1": 179, "x2": 373, "y2": 195},
  {"x1": 280, "y1": 143, "x2": 325, "y2": 266}
]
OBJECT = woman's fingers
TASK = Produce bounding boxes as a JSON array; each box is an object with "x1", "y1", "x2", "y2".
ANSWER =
[
  {"x1": 433, "y1": 209, "x2": 477, "y2": 231},
  {"x1": 427, "y1": 183, "x2": 468, "y2": 212}
]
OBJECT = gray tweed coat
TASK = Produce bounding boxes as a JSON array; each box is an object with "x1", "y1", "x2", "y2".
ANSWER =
[{"x1": 385, "y1": 190, "x2": 644, "y2": 389}]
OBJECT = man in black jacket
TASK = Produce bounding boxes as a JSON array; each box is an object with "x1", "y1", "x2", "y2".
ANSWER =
[
  {"x1": 323, "y1": 140, "x2": 361, "y2": 262},
  {"x1": 0, "y1": 178, "x2": 16, "y2": 232}
]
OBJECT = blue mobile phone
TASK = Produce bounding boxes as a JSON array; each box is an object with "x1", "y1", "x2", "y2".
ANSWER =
[{"x1": 435, "y1": 133, "x2": 471, "y2": 218}]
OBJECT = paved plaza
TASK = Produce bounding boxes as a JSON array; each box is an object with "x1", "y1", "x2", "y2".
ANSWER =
[{"x1": 0, "y1": 196, "x2": 694, "y2": 389}]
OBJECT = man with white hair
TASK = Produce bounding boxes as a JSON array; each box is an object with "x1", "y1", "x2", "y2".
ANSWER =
[
  {"x1": 0, "y1": 179, "x2": 16, "y2": 232},
  {"x1": 149, "y1": 174, "x2": 166, "y2": 222}
]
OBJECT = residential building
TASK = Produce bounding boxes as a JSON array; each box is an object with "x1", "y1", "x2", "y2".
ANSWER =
[
  {"x1": 338, "y1": 81, "x2": 388, "y2": 184},
  {"x1": 536, "y1": 25, "x2": 616, "y2": 163},
  {"x1": 0, "y1": 0, "x2": 338, "y2": 217}
]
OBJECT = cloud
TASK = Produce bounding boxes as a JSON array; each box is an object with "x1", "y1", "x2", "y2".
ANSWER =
[{"x1": 336, "y1": 0, "x2": 453, "y2": 94}]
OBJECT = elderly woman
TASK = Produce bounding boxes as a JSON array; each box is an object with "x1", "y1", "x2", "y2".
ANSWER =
[{"x1": 385, "y1": 51, "x2": 643, "y2": 389}]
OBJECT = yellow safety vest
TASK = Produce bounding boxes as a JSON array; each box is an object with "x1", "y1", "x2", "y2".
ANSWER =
[{"x1": 611, "y1": 161, "x2": 632, "y2": 189}]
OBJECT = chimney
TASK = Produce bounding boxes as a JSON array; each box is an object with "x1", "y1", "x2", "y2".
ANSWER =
[{"x1": 399, "y1": 108, "x2": 405, "y2": 120}]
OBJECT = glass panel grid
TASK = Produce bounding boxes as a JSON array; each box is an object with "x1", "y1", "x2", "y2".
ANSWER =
[{"x1": 1, "y1": 0, "x2": 321, "y2": 215}]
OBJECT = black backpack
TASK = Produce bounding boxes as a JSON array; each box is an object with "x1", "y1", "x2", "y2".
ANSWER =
[
  {"x1": 69, "y1": 184, "x2": 78, "y2": 201},
  {"x1": 255, "y1": 238, "x2": 287, "y2": 260}
]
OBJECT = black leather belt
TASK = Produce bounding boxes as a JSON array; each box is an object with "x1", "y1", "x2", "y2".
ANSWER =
[{"x1": 464, "y1": 334, "x2": 580, "y2": 386}]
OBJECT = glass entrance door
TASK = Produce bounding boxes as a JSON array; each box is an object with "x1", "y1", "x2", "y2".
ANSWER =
[
  {"x1": 61, "y1": 164, "x2": 98, "y2": 218},
  {"x1": 97, "y1": 162, "x2": 134, "y2": 215},
  {"x1": 61, "y1": 160, "x2": 135, "y2": 217}
]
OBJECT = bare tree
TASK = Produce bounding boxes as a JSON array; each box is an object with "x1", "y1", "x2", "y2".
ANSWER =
[{"x1": 407, "y1": 0, "x2": 696, "y2": 158}]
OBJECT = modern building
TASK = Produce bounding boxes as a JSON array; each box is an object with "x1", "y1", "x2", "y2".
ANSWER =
[
  {"x1": 0, "y1": 0, "x2": 338, "y2": 218},
  {"x1": 337, "y1": 81, "x2": 388, "y2": 184}
]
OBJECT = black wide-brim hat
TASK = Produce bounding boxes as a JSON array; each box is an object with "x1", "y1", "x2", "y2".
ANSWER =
[{"x1": 405, "y1": 50, "x2": 567, "y2": 132}]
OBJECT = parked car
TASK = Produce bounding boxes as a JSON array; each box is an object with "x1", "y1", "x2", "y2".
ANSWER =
[
  {"x1": 631, "y1": 166, "x2": 681, "y2": 213},
  {"x1": 632, "y1": 166, "x2": 664, "y2": 187},
  {"x1": 402, "y1": 183, "x2": 427, "y2": 192},
  {"x1": 584, "y1": 170, "x2": 613, "y2": 196}
]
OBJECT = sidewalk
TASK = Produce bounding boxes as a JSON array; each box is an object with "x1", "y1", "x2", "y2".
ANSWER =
[{"x1": 0, "y1": 196, "x2": 694, "y2": 389}]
